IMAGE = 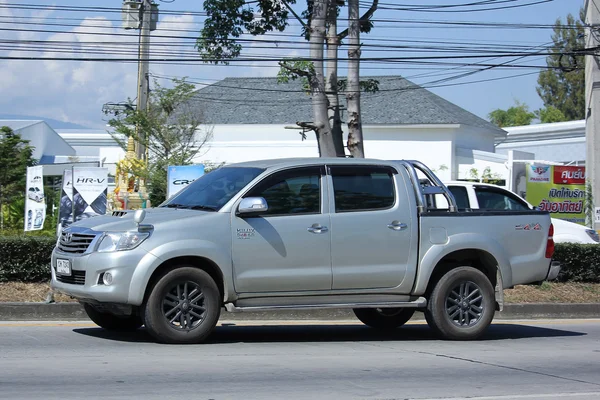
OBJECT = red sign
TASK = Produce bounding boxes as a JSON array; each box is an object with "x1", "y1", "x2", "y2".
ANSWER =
[{"x1": 553, "y1": 166, "x2": 586, "y2": 185}]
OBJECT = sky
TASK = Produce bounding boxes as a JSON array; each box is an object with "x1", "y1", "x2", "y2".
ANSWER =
[{"x1": 0, "y1": 0, "x2": 585, "y2": 129}]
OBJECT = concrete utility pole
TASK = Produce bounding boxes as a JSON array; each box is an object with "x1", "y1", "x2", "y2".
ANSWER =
[
  {"x1": 135, "y1": 0, "x2": 152, "y2": 162},
  {"x1": 585, "y1": 0, "x2": 600, "y2": 229}
]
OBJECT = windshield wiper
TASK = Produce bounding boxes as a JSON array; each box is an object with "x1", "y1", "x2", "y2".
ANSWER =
[
  {"x1": 188, "y1": 205, "x2": 217, "y2": 212},
  {"x1": 162, "y1": 203, "x2": 186, "y2": 208}
]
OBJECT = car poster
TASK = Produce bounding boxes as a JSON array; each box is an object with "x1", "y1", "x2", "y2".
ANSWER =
[
  {"x1": 526, "y1": 164, "x2": 586, "y2": 225},
  {"x1": 57, "y1": 167, "x2": 108, "y2": 234},
  {"x1": 167, "y1": 164, "x2": 205, "y2": 198},
  {"x1": 24, "y1": 165, "x2": 46, "y2": 232}
]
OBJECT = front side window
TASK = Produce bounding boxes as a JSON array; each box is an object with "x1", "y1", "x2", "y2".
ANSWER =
[
  {"x1": 330, "y1": 166, "x2": 395, "y2": 212},
  {"x1": 162, "y1": 167, "x2": 264, "y2": 211},
  {"x1": 245, "y1": 167, "x2": 322, "y2": 216},
  {"x1": 474, "y1": 187, "x2": 529, "y2": 211}
]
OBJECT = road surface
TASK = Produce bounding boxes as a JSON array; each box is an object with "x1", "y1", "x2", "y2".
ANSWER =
[{"x1": 0, "y1": 319, "x2": 599, "y2": 400}]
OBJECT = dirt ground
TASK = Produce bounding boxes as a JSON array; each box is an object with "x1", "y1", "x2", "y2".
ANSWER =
[{"x1": 0, "y1": 281, "x2": 599, "y2": 303}]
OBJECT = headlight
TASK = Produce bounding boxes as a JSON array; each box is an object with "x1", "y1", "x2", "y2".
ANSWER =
[
  {"x1": 97, "y1": 231, "x2": 150, "y2": 252},
  {"x1": 585, "y1": 229, "x2": 600, "y2": 243}
]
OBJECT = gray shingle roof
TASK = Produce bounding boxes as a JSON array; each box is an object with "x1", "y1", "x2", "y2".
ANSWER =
[{"x1": 188, "y1": 76, "x2": 504, "y2": 135}]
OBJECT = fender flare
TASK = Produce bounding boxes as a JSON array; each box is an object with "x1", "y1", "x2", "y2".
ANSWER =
[
  {"x1": 412, "y1": 233, "x2": 513, "y2": 296},
  {"x1": 127, "y1": 240, "x2": 232, "y2": 305}
]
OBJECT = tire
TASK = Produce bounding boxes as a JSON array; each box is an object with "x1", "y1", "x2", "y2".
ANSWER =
[
  {"x1": 425, "y1": 266, "x2": 495, "y2": 340},
  {"x1": 353, "y1": 307, "x2": 415, "y2": 329},
  {"x1": 83, "y1": 303, "x2": 143, "y2": 331},
  {"x1": 143, "y1": 267, "x2": 221, "y2": 344}
]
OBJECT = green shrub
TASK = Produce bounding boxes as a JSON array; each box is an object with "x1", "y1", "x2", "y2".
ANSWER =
[
  {"x1": 0, "y1": 235, "x2": 55, "y2": 282},
  {"x1": 0, "y1": 236, "x2": 598, "y2": 284},
  {"x1": 553, "y1": 243, "x2": 600, "y2": 283}
]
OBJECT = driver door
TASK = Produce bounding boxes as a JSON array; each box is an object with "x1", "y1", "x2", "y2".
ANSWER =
[{"x1": 231, "y1": 166, "x2": 332, "y2": 293}]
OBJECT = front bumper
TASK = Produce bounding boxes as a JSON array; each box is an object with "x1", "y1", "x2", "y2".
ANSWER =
[
  {"x1": 50, "y1": 247, "x2": 158, "y2": 305},
  {"x1": 546, "y1": 260, "x2": 561, "y2": 281}
]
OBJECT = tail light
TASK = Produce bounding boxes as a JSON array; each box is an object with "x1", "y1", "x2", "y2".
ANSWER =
[{"x1": 545, "y1": 223, "x2": 555, "y2": 259}]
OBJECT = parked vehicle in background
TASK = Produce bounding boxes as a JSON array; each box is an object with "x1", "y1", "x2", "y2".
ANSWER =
[
  {"x1": 51, "y1": 158, "x2": 557, "y2": 344},
  {"x1": 440, "y1": 181, "x2": 599, "y2": 244},
  {"x1": 27, "y1": 186, "x2": 44, "y2": 202}
]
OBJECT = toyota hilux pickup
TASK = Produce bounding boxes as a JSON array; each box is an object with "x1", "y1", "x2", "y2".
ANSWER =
[{"x1": 51, "y1": 158, "x2": 558, "y2": 344}]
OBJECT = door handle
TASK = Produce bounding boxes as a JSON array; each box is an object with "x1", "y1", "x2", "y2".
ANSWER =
[
  {"x1": 307, "y1": 224, "x2": 329, "y2": 234},
  {"x1": 387, "y1": 221, "x2": 408, "y2": 231}
]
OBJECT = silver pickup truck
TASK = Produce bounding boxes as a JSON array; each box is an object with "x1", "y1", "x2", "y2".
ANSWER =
[{"x1": 51, "y1": 158, "x2": 558, "y2": 344}]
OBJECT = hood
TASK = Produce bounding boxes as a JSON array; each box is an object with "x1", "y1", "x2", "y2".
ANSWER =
[
  {"x1": 551, "y1": 217, "x2": 599, "y2": 244},
  {"x1": 69, "y1": 207, "x2": 214, "y2": 232}
]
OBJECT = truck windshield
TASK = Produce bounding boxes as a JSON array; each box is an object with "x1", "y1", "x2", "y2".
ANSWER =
[{"x1": 160, "y1": 167, "x2": 264, "y2": 211}]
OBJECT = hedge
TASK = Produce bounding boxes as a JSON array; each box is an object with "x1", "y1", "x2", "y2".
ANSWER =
[
  {"x1": 553, "y1": 243, "x2": 600, "y2": 283},
  {"x1": 0, "y1": 236, "x2": 599, "y2": 283},
  {"x1": 0, "y1": 236, "x2": 55, "y2": 282}
]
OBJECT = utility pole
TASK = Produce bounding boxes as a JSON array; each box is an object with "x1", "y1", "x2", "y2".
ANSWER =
[
  {"x1": 135, "y1": 0, "x2": 153, "y2": 163},
  {"x1": 585, "y1": 0, "x2": 600, "y2": 229}
]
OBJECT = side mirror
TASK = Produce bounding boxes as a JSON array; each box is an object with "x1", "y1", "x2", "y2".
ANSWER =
[
  {"x1": 237, "y1": 197, "x2": 268, "y2": 216},
  {"x1": 134, "y1": 209, "x2": 146, "y2": 225}
]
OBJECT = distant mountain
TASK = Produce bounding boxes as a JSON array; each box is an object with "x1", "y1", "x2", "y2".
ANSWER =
[{"x1": 0, "y1": 114, "x2": 89, "y2": 129}]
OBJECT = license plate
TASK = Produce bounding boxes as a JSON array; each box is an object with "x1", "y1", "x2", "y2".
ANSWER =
[{"x1": 56, "y1": 259, "x2": 71, "y2": 276}]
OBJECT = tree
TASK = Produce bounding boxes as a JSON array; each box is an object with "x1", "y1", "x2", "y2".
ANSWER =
[
  {"x1": 536, "y1": 7, "x2": 585, "y2": 121},
  {"x1": 0, "y1": 126, "x2": 36, "y2": 230},
  {"x1": 197, "y1": 0, "x2": 379, "y2": 158},
  {"x1": 488, "y1": 101, "x2": 536, "y2": 128},
  {"x1": 535, "y1": 106, "x2": 567, "y2": 124},
  {"x1": 106, "y1": 78, "x2": 212, "y2": 205}
]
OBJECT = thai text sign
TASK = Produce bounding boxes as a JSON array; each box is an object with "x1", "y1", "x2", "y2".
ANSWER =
[{"x1": 526, "y1": 164, "x2": 586, "y2": 225}]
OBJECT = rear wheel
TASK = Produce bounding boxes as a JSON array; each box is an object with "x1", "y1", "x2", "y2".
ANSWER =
[
  {"x1": 83, "y1": 303, "x2": 143, "y2": 331},
  {"x1": 143, "y1": 267, "x2": 221, "y2": 344},
  {"x1": 425, "y1": 266, "x2": 495, "y2": 340},
  {"x1": 353, "y1": 307, "x2": 415, "y2": 329}
]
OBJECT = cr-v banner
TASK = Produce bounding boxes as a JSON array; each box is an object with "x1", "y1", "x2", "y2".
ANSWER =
[
  {"x1": 167, "y1": 164, "x2": 205, "y2": 198},
  {"x1": 24, "y1": 165, "x2": 45, "y2": 231},
  {"x1": 58, "y1": 167, "x2": 108, "y2": 233},
  {"x1": 526, "y1": 164, "x2": 586, "y2": 225}
]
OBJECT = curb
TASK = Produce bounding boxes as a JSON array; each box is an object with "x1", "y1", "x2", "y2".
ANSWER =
[{"x1": 0, "y1": 302, "x2": 598, "y2": 321}]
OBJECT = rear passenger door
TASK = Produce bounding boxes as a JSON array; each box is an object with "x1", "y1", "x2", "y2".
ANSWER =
[{"x1": 328, "y1": 165, "x2": 417, "y2": 291}]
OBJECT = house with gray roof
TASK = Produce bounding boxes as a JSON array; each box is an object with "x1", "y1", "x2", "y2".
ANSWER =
[{"x1": 188, "y1": 76, "x2": 507, "y2": 181}]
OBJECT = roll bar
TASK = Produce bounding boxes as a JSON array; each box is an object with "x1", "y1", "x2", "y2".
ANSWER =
[{"x1": 393, "y1": 160, "x2": 458, "y2": 213}]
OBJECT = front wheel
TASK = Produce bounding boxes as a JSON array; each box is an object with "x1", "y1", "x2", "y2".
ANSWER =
[
  {"x1": 353, "y1": 307, "x2": 415, "y2": 329},
  {"x1": 143, "y1": 267, "x2": 221, "y2": 344},
  {"x1": 83, "y1": 303, "x2": 143, "y2": 331},
  {"x1": 425, "y1": 266, "x2": 495, "y2": 340}
]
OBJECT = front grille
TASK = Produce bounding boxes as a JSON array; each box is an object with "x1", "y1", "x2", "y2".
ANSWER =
[
  {"x1": 55, "y1": 270, "x2": 86, "y2": 285},
  {"x1": 57, "y1": 231, "x2": 97, "y2": 254}
]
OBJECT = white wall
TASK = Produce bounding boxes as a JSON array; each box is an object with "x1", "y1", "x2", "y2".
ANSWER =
[
  {"x1": 453, "y1": 124, "x2": 499, "y2": 153},
  {"x1": 194, "y1": 124, "x2": 319, "y2": 165},
  {"x1": 456, "y1": 148, "x2": 508, "y2": 180},
  {"x1": 195, "y1": 124, "x2": 456, "y2": 181},
  {"x1": 15, "y1": 122, "x2": 75, "y2": 160}
]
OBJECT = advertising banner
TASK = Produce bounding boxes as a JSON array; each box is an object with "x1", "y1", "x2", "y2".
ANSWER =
[
  {"x1": 58, "y1": 167, "x2": 108, "y2": 233},
  {"x1": 167, "y1": 164, "x2": 205, "y2": 198},
  {"x1": 526, "y1": 164, "x2": 586, "y2": 225},
  {"x1": 24, "y1": 165, "x2": 45, "y2": 231}
]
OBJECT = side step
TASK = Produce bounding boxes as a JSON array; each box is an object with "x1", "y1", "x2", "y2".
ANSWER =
[{"x1": 225, "y1": 297, "x2": 427, "y2": 313}]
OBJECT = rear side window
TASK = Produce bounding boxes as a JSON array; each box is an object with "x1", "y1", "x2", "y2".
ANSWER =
[
  {"x1": 474, "y1": 187, "x2": 529, "y2": 211},
  {"x1": 448, "y1": 186, "x2": 470, "y2": 210},
  {"x1": 330, "y1": 166, "x2": 395, "y2": 212}
]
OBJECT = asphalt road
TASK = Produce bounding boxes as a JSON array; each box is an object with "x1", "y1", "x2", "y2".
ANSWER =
[{"x1": 0, "y1": 319, "x2": 599, "y2": 400}]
